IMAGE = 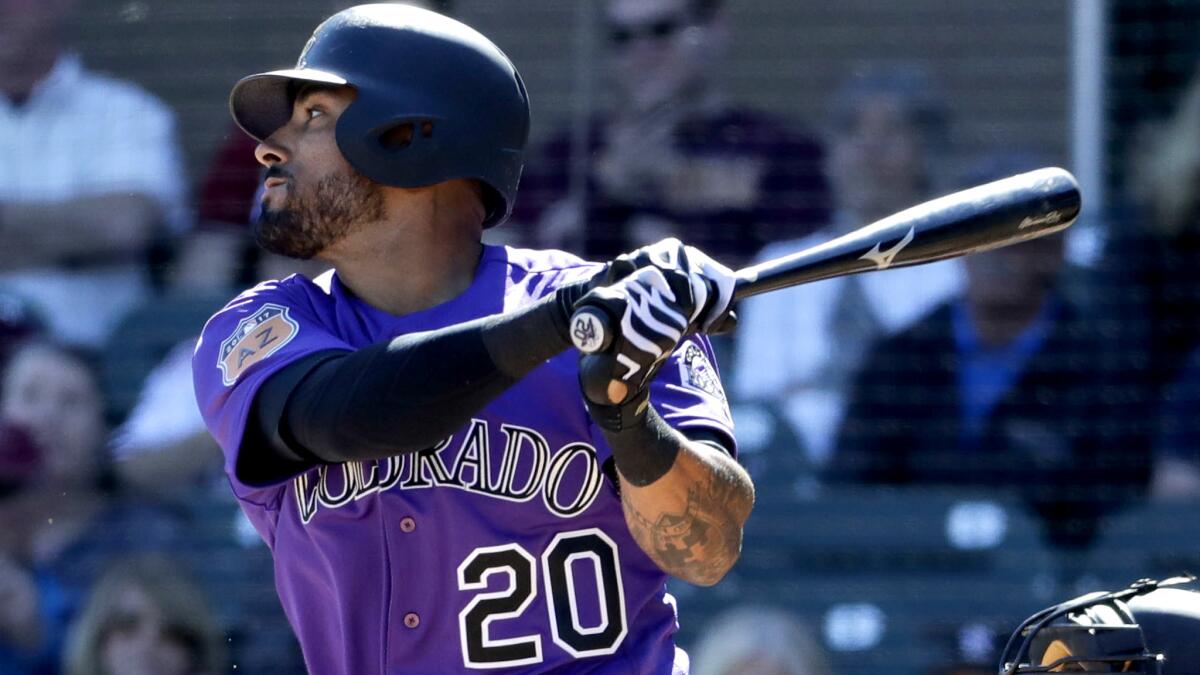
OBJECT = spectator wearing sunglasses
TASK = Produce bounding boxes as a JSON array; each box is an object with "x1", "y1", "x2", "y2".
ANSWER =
[
  {"x1": 63, "y1": 554, "x2": 226, "y2": 675},
  {"x1": 513, "y1": 0, "x2": 829, "y2": 267}
]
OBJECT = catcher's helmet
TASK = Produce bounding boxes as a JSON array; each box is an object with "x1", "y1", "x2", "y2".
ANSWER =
[
  {"x1": 999, "y1": 576, "x2": 1200, "y2": 674},
  {"x1": 229, "y1": 3, "x2": 530, "y2": 227}
]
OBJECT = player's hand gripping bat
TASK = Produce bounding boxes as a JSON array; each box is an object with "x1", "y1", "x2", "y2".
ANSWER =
[{"x1": 570, "y1": 167, "x2": 1082, "y2": 404}]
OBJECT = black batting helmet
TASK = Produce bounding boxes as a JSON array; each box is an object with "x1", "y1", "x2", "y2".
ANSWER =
[
  {"x1": 229, "y1": 3, "x2": 530, "y2": 227},
  {"x1": 998, "y1": 576, "x2": 1200, "y2": 674}
]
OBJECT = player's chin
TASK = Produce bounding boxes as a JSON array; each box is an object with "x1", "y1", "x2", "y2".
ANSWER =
[{"x1": 253, "y1": 214, "x2": 322, "y2": 260}]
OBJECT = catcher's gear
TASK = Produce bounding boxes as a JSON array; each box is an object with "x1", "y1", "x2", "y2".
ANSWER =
[{"x1": 999, "y1": 575, "x2": 1200, "y2": 674}]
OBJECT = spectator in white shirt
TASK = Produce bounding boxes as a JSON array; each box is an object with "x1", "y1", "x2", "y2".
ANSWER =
[
  {"x1": 0, "y1": 0, "x2": 189, "y2": 347},
  {"x1": 732, "y1": 64, "x2": 964, "y2": 466}
]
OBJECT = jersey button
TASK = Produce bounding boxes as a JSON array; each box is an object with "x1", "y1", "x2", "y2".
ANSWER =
[
  {"x1": 403, "y1": 612, "x2": 420, "y2": 629},
  {"x1": 399, "y1": 517, "x2": 416, "y2": 533}
]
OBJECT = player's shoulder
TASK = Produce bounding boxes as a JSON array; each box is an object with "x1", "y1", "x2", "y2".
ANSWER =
[
  {"x1": 230, "y1": 271, "x2": 332, "y2": 307},
  {"x1": 193, "y1": 272, "x2": 338, "y2": 383},
  {"x1": 199, "y1": 273, "x2": 330, "y2": 336},
  {"x1": 492, "y1": 244, "x2": 604, "y2": 290}
]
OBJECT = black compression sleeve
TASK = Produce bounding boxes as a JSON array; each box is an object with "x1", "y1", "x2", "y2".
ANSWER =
[
  {"x1": 286, "y1": 324, "x2": 516, "y2": 461},
  {"x1": 597, "y1": 409, "x2": 736, "y2": 488},
  {"x1": 245, "y1": 285, "x2": 591, "y2": 476}
]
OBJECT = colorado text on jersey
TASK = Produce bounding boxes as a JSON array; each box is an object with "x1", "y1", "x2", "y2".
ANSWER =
[{"x1": 293, "y1": 419, "x2": 605, "y2": 523}]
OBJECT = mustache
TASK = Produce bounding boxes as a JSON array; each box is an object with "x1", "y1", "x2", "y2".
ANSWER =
[{"x1": 264, "y1": 166, "x2": 293, "y2": 181}]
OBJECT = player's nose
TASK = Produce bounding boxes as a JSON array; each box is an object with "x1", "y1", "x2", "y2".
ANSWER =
[{"x1": 255, "y1": 134, "x2": 291, "y2": 168}]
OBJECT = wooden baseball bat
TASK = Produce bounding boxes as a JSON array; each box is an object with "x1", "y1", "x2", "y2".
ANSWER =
[{"x1": 569, "y1": 167, "x2": 1081, "y2": 402}]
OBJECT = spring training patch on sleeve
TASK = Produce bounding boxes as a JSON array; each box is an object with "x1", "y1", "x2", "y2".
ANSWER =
[{"x1": 218, "y1": 303, "x2": 300, "y2": 386}]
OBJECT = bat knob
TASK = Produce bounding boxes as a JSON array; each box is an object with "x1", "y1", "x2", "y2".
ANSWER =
[{"x1": 569, "y1": 305, "x2": 612, "y2": 354}]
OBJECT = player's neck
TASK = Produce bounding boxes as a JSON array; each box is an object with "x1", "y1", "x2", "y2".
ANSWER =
[
  {"x1": 325, "y1": 220, "x2": 484, "y2": 317},
  {"x1": 321, "y1": 181, "x2": 488, "y2": 315}
]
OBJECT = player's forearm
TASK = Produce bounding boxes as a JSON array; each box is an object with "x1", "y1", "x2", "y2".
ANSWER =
[
  {"x1": 609, "y1": 414, "x2": 754, "y2": 586},
  {"x1": 0, "y1": 194, "x2": 160, "y2": 268}
]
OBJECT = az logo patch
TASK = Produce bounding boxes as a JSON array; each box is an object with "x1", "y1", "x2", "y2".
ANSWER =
[{"x1": 217, "y1": 303, "x2": 299, "y2": 386}]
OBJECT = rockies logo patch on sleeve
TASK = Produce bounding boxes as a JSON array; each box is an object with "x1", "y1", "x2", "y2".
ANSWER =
[
  {"x1": 217, "y1": 303, "x2": 299, "y2": 386},
  {"x1": 678, "y1": 343, "x2": 726, "y2": 402}
]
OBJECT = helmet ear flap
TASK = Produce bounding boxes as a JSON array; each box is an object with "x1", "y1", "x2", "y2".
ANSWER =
[{"x1": 478, "y1": 183, "x2": 506, "y2": 225}]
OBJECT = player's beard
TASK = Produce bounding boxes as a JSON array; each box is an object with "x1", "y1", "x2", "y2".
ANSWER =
[{"x1": 254, "y1": 167, "x2": 386, "y2": 259}]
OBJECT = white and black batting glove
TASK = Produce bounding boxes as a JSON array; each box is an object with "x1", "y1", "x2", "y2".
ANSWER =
[
  {"x1": 574, "y1": 241, "x2": 737, "y2": 431},
  {"x1": 604, "y1": 238, "x2": 738, "y2": 334}
]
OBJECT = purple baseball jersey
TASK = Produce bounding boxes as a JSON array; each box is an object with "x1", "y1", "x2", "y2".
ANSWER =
[{"x1": 192, "y1": 245, "x2": 737, "y2": 674}]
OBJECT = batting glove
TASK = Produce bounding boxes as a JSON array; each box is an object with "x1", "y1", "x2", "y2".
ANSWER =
[{"x1": 605, "y1": 237, "x2": 739, "y2": 334}]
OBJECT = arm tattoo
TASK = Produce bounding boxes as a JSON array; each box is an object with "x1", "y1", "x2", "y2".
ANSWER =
[{"x1": 620, "y1": 465, "x2": 749, "y2": 585}]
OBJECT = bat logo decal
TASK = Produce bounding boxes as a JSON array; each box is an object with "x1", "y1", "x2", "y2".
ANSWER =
[
  {"x1": 1018, "y1": 210, "x2": 1063, "y2": 230},
  {"x1": 859, "y1": 226, "x2": 915, "y2": 270},
  {"x1": 570, "y1": 311, "x2": 604, "y2": 353}
]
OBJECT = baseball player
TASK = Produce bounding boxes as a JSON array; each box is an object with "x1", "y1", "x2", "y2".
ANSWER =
[{"x1": 191, "y1": 5, "x2": 753, "y2": 674}]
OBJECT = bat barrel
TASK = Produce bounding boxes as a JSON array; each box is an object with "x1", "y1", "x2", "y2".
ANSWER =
[
  {"x1": 735, "y1": 167, "x2": 1080, "y2": 299},
  {"x1": 570, "y1": 166, "x2": 1081, "y2": 356}
]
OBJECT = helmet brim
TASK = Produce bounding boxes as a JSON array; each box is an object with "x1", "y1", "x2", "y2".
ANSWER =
[{"x1": 229, "y1": 68, "x2": 349, "y2": 141}]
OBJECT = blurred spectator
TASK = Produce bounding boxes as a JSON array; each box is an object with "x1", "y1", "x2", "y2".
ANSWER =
[
  {"x1": 109, "y1": 341, "x2": 224, "y2": 500},
  {"x1": 690, "y1": 604, "x2": 832, "y2": 675},
  {"x1": 1, "y1": 341, "x2": 107, "y2": 497},
  {"x1": 513, "y1": 0, "x2": 829, "y2": 266},
  {"x1": 0, "y1": 295, "x2": 45, "y2": 498},
  {"x1": 733, "y1": 64, "x2": 963, "y2": 466},
  {"x1": 828, "y1": 154, "x2": 1153, "y2": 550},
  {"x1": 1153, "y1": 346, "x2": 1200, "y2": 499},
  {"x1": 62, "y1": 554, "x2": 226, "y2": 675},
  {"x1": 0, "y1": 0, "x2": 189, "y2": 347},
  {"x1": 0, "y1": 340, "x2": 108, "y2": 671},
  {"x1": 0, "y1": 340, "x2": 182, "y2": 673},
  {"x1": 0, "y1": 291, "x2": 43, "y2": 374},
  {"x1": 0, "y1": 423, "x2": 40, "y2": 499}
]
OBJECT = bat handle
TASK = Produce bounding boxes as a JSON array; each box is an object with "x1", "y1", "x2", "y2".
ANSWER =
[
  {"x1": 570, "y1": 276, "x2": 745, "y2": 403},
  {"x1": 569, "y1": 305, "x2": 614, "y2": 354},
  {"x1": 569, "y1": 305, "x2": 630, "y2": 404}
]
